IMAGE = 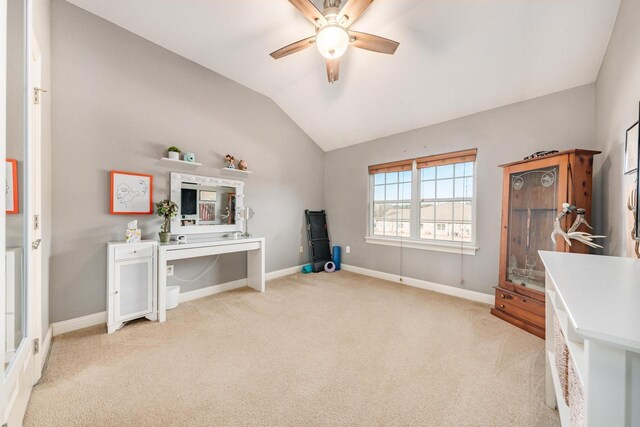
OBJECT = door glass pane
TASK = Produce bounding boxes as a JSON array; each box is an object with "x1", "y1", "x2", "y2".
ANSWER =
[
  {"x1": 507, "y1": 166, "x2": 559, "y2": 292},
  {"x1": 5, "y1": 0, "x2": 27, "y2": 373}
]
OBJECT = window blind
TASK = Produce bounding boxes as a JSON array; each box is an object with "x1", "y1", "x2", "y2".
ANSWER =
[
  {"x1": 368, "y1": 148, "x2": 477, "y2": 175},
  {"x1": 368, "y1": 159, "x2": 413, "y2": 175},
  {"x1": 416, "y1": 149, "x2": 477, "y2": 169}
]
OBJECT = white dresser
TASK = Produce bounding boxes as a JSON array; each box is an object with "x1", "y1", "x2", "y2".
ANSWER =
[
  {"x1": 541, "y1": 251, "x2": 640, "y2": 427},
  {"x1": 107, "y1": 241, "x2": 158, "y2": 333}
]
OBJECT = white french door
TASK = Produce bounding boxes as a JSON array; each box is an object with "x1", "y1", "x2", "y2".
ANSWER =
[{"x1": 2, "y1": 0, "x2": 43, "y2": 424}]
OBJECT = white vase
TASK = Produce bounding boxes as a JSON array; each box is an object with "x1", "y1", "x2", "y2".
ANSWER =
[{"x1": 168, "y1": 151, "x2": 180, "y2": 160}]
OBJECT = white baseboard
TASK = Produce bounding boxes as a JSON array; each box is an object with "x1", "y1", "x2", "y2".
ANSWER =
[
  {"x1": 179, "y1": 278, "x2": 247, "y2": 303},
  {"x1": 52, "y1": 265, "x2": 304, "y2": 336},
  {"x1": 52, "y1": 311, "x2": 107, "y2": 336},
  {"x1": 341, "y1": 264, "x2": 494, "y2": 305},
  {"x1": 266, "y1": 264, "x2": 304, "y2": 280},
  {"x1": 41, "y1": 325, "x2": 53, "y2": 359}
]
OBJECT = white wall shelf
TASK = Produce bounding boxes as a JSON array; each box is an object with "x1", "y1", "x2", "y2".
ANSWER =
[
  {"x1": 221, "y1": 167, "x2": 252, "y2": 175},
  {"x1": 160, "y1": 157, "x2": 202, "y2": 167}
]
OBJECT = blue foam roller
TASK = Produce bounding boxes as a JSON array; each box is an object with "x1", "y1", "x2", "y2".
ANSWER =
[{"x1": 332, "y1": 246, "x2": 341, "y2": 271}]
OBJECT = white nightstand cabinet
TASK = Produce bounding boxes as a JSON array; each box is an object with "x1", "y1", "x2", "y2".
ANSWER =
[{"x1": 107, "y1": 241, "x2": 158, "y2": 333}]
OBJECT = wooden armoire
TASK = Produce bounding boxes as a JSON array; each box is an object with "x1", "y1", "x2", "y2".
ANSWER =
[{"x1": 491, "y1": 149, "x2": 600, "y2": 339}]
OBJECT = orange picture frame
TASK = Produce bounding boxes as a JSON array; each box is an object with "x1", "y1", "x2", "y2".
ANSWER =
[
  {"x1": 6, "y1": 159, "x2": 19, "y2": 214},
  {"x1": 110, "y1": 171, "x2": 153, "y2": 215}
]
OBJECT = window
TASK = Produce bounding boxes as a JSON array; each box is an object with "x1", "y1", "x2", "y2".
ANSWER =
[
  {"x1": 419, "y1": 161, "x2": 474, "y2": 243},
  {"x1": 368, "y1": 149, "x2": 477, "y2": 254},
  {"x1": 372, "y1": 170, "x2": 411, "y2": 237}
]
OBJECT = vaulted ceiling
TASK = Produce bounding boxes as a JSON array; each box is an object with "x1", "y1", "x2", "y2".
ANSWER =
[{"x1": 65, "y1": 0, "x2": 620, "y2": 151}]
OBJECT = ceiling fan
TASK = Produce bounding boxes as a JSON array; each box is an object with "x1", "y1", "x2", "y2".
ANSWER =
[{"x1": 270, "y1": 0, "x2": 399, "y2": 83}]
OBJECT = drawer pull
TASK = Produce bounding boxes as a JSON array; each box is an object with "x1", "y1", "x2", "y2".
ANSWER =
[
  {"x1": 500, "y1": 304, "x2": 505, "y2": 309},
  {"x1": 499, "y1": 293, "x2": 512, "y2": 300}
]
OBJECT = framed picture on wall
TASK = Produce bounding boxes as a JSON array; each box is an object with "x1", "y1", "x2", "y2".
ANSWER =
[
  {"x1": 625, "y1": 121, "x2": 639, "y2": 175},
  {"x1": 6, "y1": 159, "x2": 18, "y2": 214},
  {"x1": 110, "y1": 171, "x2": 153, "y2": 215}
]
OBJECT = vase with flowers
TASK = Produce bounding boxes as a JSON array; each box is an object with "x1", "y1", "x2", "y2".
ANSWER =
[{"x1": 156, "y1": 199, "x2": 179, "y2": 243}]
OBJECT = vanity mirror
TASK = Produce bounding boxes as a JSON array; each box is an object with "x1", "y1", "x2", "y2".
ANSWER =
[{"x1": 170, "y1": 172, "x2": 244, "y2": 235}]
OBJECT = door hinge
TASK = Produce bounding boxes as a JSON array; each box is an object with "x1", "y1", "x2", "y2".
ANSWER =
[
  {"x1": 34, "y1": 338, "x2": 40, "y2": 354},
  {"x1": 33, "y1": 87, "x2": 47, "y2": 105},
  {"x1": 34, "y1": 214, "x2": 40, "y2": 230}
]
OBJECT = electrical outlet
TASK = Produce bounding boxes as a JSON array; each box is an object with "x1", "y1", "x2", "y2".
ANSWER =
[
  {"x1": 166, "y1": 265, "x2": 174, "y2": 276},
  {"x1": 346, "y1": 246, "x2": 351, "y2": 254},
  {"x1": 299, "y1": 246, "x2": 304, "y2": 253}
]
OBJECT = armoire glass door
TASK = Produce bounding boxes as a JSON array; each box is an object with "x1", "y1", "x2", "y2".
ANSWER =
[{"x1": 506, "y1": 165, "x2": 559, "y2": 293}]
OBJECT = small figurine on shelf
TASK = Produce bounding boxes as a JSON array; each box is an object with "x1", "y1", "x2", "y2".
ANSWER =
[
  {"x1": 183, "y1": 152, "x2": 196, "y2": 163},
  {"x1": 225, "y1": 154, "x2": 236, "y2": 169},
  {"x1": 237, "y1": 159, "x2": 248, "y2": 171},
  {"x1": 167, "y1": 146, "x2": 181, "y2": 160},
  {"x1": 125, "y1": 220, "x2": 141, "y2": 243}
]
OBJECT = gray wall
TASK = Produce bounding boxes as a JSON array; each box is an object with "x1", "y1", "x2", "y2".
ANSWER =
[
  {"x1": 324, "y1": 85, "x2": 596, "y2": 296},
  {"x1": 50, "y1": 0, "x2": 324, "y2": 322},
  {"x1": 594, "y1": 0, "x2": 640, "y2": 257}
]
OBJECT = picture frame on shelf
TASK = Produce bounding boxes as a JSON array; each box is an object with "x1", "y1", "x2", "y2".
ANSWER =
[
  {"x1": 110, "y1": 171, "x2": 153, "y2": 215},
  {"x1": 624, "y1": 121, "x2": 638, "y2": 175},
  {"x1": 6, "y1": 159, "x2": 18, "y2": 214}
]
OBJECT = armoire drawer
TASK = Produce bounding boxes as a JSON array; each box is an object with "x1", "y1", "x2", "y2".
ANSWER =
[
  {"x1": 494, "y1": 300, "x2": 545, "y2": 329},
  {"x1": 495, "y1": 288, "x2": 545, "y2": 317},
  {"x1": 114, "y1": 244, "x2": 155, "y2": 261}
]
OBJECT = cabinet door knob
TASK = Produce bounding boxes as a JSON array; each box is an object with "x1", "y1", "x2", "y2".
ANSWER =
[{"x1": 115, "y1": 291, "x2": 119, "y2": 294}]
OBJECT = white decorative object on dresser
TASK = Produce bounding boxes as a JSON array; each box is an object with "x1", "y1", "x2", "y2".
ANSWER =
[
  {"x1": 541, "y1": 251, "x2": 640, "y2": 427},
  {"x1": 107, "y1": 241, "x2": 158, "y2": 333}
]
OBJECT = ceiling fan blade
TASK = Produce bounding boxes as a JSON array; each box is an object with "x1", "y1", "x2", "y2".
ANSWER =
[
  {"x1": 270, "y1": 36, "x2": 316, "y2": 59},
  {"x1": 350, "y1": 31, "x2": 399, "y2": 55},
  {"x1": 288, "y1": 0, "x2": 327, "y2": 27},
  {"x1": 326, "y1": 59, "x2": 340, "y2": 83},
  {"x1": 337, "y1": 0, "x2": 374, "y2": 27}
]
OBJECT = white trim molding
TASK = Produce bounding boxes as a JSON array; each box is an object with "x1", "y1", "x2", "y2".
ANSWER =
[
  {"x1": 365, "y1": 236, "x2": 479, "y2": 255},
  {"x1": 266, "y1": 264, "x2": 304, "y2": 280},
  {"x1": 39, "y1": 325, "x2": 53, "y2": 371},
  {"x1": 179, "y1": 278, "x2": 247, "y2": 303},
  {"x1": 341, "y1": 264, "x2": 493, "y2": 305},
  {"x1": 52, "y1": 264, "x2": 304, "y2": 336},
  {"x1": 52, "y1": 311, "x2": 107, "y2": 336}
]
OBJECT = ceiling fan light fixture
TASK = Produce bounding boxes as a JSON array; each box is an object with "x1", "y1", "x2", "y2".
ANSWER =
[{"x1": 315, "y1": 24, "x2": 349, "y2": 59}]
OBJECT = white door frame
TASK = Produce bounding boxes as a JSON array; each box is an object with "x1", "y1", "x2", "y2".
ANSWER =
[
  {"x1": 29, "y1": 28, "x2": 43, "y2": 384},
  {"x1": 2, "y1": 0, "x2": 43, "y2": 424}
]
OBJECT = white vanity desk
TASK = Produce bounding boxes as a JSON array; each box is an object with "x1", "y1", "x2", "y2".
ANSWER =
[{"x1": 157, "y1": 236, "x2": 265, "y2": 322}]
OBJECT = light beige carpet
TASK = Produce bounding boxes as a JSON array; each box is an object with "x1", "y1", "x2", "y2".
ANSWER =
[{"x1": 25, "y1": 271, "x2": 559, "y2": 427}]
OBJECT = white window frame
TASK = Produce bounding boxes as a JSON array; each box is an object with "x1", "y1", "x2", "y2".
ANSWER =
[{"x1": 366, "y1": 159, "x2": 479, "y2": 256}]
